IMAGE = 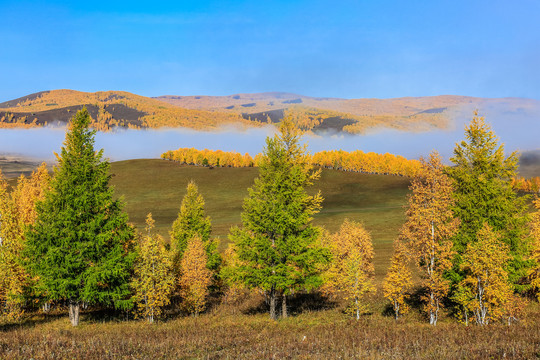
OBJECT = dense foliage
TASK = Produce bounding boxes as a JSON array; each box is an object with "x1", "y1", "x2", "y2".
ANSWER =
[
  {"x1": 228, "y1": 119, "x2": 330, "y2": 319},
  {"x1": 24, "y1": 108, "x2": 136, "y2": 326},
  {"x1": 447, "y1": 113, "x2": 530, "y2": 288}
]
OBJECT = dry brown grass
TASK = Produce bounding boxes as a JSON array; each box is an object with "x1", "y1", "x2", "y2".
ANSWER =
[{"x1": 1, "y1": 299, "x2": 539, "y2": 359}]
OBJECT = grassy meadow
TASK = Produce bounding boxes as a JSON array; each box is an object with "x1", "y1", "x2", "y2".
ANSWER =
[
  {"x1": 109, "y1": 159, "x2": 411, "y2": 281},
  {"x1": 1, "y1": 158, "x2": 540, "y2": 359}
]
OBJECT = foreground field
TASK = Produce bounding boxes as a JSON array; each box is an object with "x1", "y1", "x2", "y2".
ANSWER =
[
  {"x1": 1, "y1": 158, "x2": 540, "y2": 359},
  {"x1": 109, "y1": 159, "x2": 411, "y2": 280},
  {"x1": 1, "y1": 304, "x2": 539, "y2": 359}
]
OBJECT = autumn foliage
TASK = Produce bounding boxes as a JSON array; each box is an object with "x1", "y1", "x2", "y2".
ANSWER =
[
  {"x1": 132, "y1": 214, "x2": 175, "y2": 323},
  {"x1": 399, "y1": 152, "x2": 458, "y2": 325},
  {"x1": 162, "y1": 147, "x2": 421, "y2": 177},
  {"x1": 458, "y1": 224, "x2": 513, "y2": 325},
  {"x1": 178, "y1": 236, "x2": 212, "y2": 316},
  {"x1": 0, "y1": 164, "x2": 50, "y2": 320},
  {"x1": 322, "y1": 219, "x2": 375, "y2": 319},
  {"x1": 383, "y1": 240, "x2": 413, "y2": 320}
]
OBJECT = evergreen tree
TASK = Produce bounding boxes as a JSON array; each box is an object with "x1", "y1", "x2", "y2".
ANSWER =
[
  {"x1": 170, "y1": 181, "x2": 219, "y2": 271},
  {"x1": 230, "y1": 119, "x2": 329, "y2": 320},
  {"x1": 25, "y1": 108, "x2": 136, "y2": 326},
  {"x1": 447, "y1": 113, "x2": 530, "y2": 288},
  {"x1": 132, "y1": 213, "x2": 175, "y2": 323}
]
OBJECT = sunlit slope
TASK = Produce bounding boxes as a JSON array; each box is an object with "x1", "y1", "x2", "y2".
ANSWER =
[
  {"x1": 109, "y1": 159, "x2": 411, "y2": 277},
  {"x1": 157, "y1": 93, "x2": 540, "y2": 133},
  {"x1": 0, "y1": 89, "x2": 251, "y2": 130},
  {"x1": 2, "y1": 89, "x2": 537, "y2": 134}
]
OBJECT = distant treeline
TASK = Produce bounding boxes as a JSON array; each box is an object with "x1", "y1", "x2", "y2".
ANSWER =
[
  {"x1": 161, "y1": 147, "x2": 422, "y2": 177},
  {"x1": 162, "y1": 148, "x2": 540, "y2": 191},
  {"x1": 512, "y1": 176, "x2": 540, "y2": 193}
]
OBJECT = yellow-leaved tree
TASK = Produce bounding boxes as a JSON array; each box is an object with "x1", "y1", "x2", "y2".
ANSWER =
[
  {"x1": 322, "y1": 219, "x2": 375, "y2": 319},
  {"x1": 401, "y1": 151, "x2": 459, "y2": 325},
  {"x1": 383, "y1": 239, "x2": 413, "y2": 320},
  {"x1": 178, "y1": 235, "x2": 212, "y2": 316},
  {"x1": 0, "y1": 164, "x2": 49, "y2": 320},
  {"x1": 530, "y1": 197, "x2": 540, "y2": 299},
  {"x1": 132, "y1": 213, "x2": 175, "y2": 323},
  {"x1": 459, "y1": 223, "x2": 513, "y2": 325}
]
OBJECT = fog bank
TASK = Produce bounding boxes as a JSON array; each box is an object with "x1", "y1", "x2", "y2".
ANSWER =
[{"x1": 0, "y1": 101, "x2": 538, "y2": 164}]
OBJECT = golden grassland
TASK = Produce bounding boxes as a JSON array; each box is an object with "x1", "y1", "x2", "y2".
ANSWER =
[{"x1": 1, "y1": 297, "x2": 539, "y2": 359}]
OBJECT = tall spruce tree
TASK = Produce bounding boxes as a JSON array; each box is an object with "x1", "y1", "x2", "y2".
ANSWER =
[
  {"x1": 230, "y1": 118, "x2": 329, "y2": 320},
  {"x1": 447, "y1": 113, "x2": 530, "y2": 288},
  {"x1": 25, "y1": 108, "x2": 135, "y2": 326}
]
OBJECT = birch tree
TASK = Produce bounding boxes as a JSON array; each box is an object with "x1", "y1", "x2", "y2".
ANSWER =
[
  {"x1": 460, "y1": 223, "x2": 512, "y2": 325},
  {"x1": 383, "y1": 240, "x2": 413, "y2": 320},
  {"x1": 322, "y1": 219, "x2": 375, "y2": 319},
  {"x1": 401, "y1": 151, "x2": 458, "y2": 325}
]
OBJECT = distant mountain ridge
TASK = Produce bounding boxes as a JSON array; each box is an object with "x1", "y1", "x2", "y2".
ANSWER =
[{"x1": 1, "y1": 90, "x2": 537, "y2": 133}]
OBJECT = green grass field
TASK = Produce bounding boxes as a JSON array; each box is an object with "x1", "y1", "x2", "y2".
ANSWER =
[{"x1": 109, "y1": 159, "x2": 411, "y2": 280}]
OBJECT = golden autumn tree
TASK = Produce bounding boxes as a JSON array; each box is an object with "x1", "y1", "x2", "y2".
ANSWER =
[
  {"x1": 401, "y1": 151, "x2": 459, "y2": 325},
  {"x1": 459, "y1": 223, "x2": 513, "y2": 325},
  {"x1": 322, "y1": 219, "x2": 375, "y2": 319},
  {"x1": 383, "y1": 240, "x2": 413, "y2": 320},
  {"x1": 132, "y1": 213, "x2": 175, "y2": 323},
  {"x1": 0, "y1": 164, "x2": 50, "y2": 320},
  {"x1": 530, "y1": 197, "x2": 540, "y2": 300},
  {"x1": 178, "y1": 235, "x2": 212, "y2": 316}
]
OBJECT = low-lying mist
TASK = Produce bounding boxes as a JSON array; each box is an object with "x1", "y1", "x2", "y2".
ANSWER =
[{"x1": 0, "y1": 100, "x2": 538, "y2": 168}]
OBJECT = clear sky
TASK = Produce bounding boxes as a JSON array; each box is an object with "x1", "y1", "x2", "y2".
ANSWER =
[{"x1": 1, "y1": 0, "x2": 539, "y2": 101}]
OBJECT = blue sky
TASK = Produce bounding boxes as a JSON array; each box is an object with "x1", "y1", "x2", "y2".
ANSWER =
[{"x1": 1, "y1": 0, "x2": 539, "y2": 101}]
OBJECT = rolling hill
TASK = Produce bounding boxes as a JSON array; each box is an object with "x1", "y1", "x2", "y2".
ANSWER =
[
  {"x1": 0, "y1": 89, "x2": 252, "y2": 131},
  {"x1": 1, "y1": 89, "x2": 538, "y2": 134}
]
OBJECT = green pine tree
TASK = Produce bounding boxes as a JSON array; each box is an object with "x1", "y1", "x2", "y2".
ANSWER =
[
  {"x1": 229, "y1": 118, "x2": 330, "y2": 320},
  {"x1": 446, "y1": 112, "x2": 530, "y2": 289},
  {"x1": 25, "y1": 108, "x2": 136, "y2": 326},
  {"x1": 170, "y1": 181, "x2": 220, "y2": 272}
]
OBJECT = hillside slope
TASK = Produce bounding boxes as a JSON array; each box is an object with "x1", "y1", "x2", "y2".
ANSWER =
[
  {"x1": 1, "y1": 89, "x2": 538, "y2": 134},
  {"x1": 0, "y1": 89, "x2": 251, "y2": 131}
]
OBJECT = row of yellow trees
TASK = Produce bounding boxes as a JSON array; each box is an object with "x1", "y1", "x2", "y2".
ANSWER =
[
  {"x1": 161, "y1": 148, "x2": 422, "y2": 177},
  {"x1": 512, "y1": 176, "x2": 540, "y2": 193}
]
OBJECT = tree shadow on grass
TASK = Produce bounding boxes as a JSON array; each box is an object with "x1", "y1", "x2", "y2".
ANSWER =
[
  {"x1": 243, "y1": 291, "x2": 338, "y2": 316},
  {"x1": 0, "y1": 311, "x2": 65, "y2": 332}
]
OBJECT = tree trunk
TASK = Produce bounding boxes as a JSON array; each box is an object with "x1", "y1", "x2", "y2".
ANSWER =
[
  {"x1": 269, "y1": 287, "x2": 277, "y2": 320},
  {"x1": 42, "y1": 302, "x2": 51, "y2": 313},
  {"x1": 68, "y1": 300, "x2": 80, "y2": 327},
  {"x1": 282, "y1": 293, "x2": 287, "y2": 319}
]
